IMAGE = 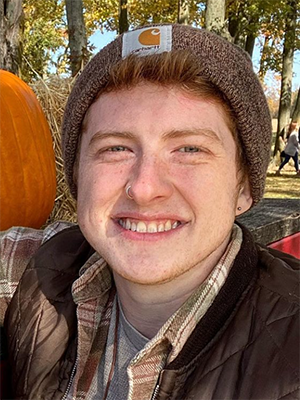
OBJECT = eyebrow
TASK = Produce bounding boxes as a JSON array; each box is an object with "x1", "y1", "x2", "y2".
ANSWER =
[
  {"x1": 161, "y1": 128, "x2": 223, "y2": 143},
  {"x1": 88, "y1": 127, "x2": 223, "y2": 147},
  {"x1": 88, "y1": 131, "x2": 135, "y2": 147}
]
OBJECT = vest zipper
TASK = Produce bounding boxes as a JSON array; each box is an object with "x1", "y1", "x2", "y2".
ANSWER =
[
  {"x1": 151, "y1": 384, "x2": 160, "y2": 400},
  {"x1": 151, "y1": 369, "x2": 169, "y2": 400},
  {"x1": 62, "y1": 357, "x2": 78, "y2": 400}
]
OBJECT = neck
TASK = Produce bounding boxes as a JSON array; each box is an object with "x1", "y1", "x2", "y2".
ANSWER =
[
  {"x1": 113, "y1": 238, "x2": 230, "y2": 339},
  {"x1": 114, "y1": 277, "x2": 195, "y2": 339}
]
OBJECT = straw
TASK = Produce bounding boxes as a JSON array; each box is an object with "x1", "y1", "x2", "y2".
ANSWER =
[{"x1": 31, "y1": 76, "x2": 77, "y2": 225}]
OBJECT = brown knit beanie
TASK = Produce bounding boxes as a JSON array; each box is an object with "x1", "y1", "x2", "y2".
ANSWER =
[{"x1": 62, "y1": 24, "x2": 272, "y2": 205}]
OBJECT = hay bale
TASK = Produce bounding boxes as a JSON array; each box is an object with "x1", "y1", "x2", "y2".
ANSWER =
[{"x1": 31, "y1": 76, "x2": 77, "y2": 225}]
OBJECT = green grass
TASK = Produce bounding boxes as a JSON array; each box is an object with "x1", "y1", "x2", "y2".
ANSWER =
[
  {"x1": 265, "y1": 168, "x2": 300, "y2": 199},
  {"x1": 265, "y1": 130, "x2": 300, "y2": 199}
]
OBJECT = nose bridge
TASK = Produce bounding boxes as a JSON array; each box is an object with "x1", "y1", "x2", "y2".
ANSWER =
[
  {"x1": 130, "y1": 151, "x2": 172, "y2": 202},
  {"x1": 138, "y1": 152, "x2": 160, "y2": 177},
  {"x1": 134, "y1": 152, "x2": 163, "y2": 187}
]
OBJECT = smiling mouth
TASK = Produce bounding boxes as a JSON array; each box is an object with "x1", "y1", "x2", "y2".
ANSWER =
[{"x1": 117, "y1": 219, "x2": 182, "y2": 233}]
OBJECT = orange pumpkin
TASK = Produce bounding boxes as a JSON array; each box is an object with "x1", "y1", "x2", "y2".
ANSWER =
[{"x1": 0, "y1": 70, "x2": 56, "y2": 230}]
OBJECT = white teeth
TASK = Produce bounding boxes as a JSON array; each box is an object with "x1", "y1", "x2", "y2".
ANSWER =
[
  {"x1": 136, "y1": 221, "x2": 147, "y2": 232},
  {"x1": 125, "y1": 219, "x2": 131, "y2": 230},
  {"x1": 119, "y1": 219, "x2": 181, "y2": 233},
  {"x1": 164, "y1": 220, "x2": 172, "y2": 231},
  {"x1": 158, "y1": 223, "x2": 165, "y2": 232},
  {"x1": 147, "y1": 222, "x2": 158, "y2": 233}
]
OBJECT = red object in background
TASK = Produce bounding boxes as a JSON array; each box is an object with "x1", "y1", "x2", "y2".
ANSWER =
[{"x1": 269, "y1": 232, "x2": 300, "y2": 259}]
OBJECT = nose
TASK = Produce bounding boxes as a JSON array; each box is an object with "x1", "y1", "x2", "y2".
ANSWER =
[{"x1": 128, "y1": 155, "x2": 173, "y2": 205}]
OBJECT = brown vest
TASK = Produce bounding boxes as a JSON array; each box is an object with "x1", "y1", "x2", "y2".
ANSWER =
[
  {"x1": 5, "y1": 226, "x2": 94, "y2": 399},
  {"x1": 5, "y1": 225, "x2": 300, "y2": 399}
]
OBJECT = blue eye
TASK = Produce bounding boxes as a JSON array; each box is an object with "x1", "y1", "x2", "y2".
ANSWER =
[
  {"x1": 108, "y1": 146, "x2": 127, "y2": 152},
  {"x1": 178, "y1": 146, "x2": 200, "y2": 153}
]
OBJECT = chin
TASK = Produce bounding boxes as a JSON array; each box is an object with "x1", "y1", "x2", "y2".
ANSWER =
[
  {"x1": 111, "y1": 258, "x2": 188, "y2": 286},
  {"x1": 115, "y1": 272, "x2": 174, "y2": 286}
]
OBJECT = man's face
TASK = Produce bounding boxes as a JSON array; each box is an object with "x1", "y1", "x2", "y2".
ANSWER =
[{"x1": 77, "y1": 83, "x2": 252, "y2": 285}]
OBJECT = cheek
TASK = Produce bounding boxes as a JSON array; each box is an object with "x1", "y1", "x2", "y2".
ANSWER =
[
  {"x1": 173, "y1": 164, "x2": 239, "y2": 205},
  {"x1": 77, "y1": 162, "x2": 129, "y2": 208}
]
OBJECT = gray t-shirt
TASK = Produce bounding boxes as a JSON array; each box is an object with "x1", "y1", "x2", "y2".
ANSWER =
[{"x1": 89, "y1": 297, "x2": 149, "y2": 399}]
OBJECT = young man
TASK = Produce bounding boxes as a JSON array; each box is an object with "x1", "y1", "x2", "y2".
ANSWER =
[{"x1": 1, "y1": 24, "x2": 299, "y2": 400}]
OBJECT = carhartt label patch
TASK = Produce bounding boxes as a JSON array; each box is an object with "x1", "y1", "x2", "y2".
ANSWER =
[{"x1": 122, "y1": 26, "x2": 172, "y2": 58}]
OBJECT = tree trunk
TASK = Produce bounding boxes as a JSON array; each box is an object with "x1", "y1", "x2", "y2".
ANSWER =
[
  {"x1": 228, "y1": 14, "x2": 239, "y2": 40},
  {"x1": 227, "y1": 0, "x2": 243, "y2": 43},
  {"x1": 228, "y1": 13, "x2": 246, "y2": 45},
  {"x1": 65, "y1": 0, "x2": 88, "y2": 77},
  {"x1": 291, "y1": 88, "x2": 300, "y2": 123},
  {"x1": 0, "y1": 0, "x2": 23, "y2": 75},
  {"x1": 245, "y1": 34, "x2": 256, "y2": 57},
  {"x1": 205, "y1": 0, "x2": 227, "y2": 37},
  {"x1": 244, "y1": 12, "x2": 259, "y2": 57},
  {"x1": 119, "y1": 0, "x2": 128, "y2": 34},
  {"x1": 177, "y1": 0, "x2": 189, "y2": 24},
  {"x1": 258, "y1": 34, "x2": 271, "y2": 82},
  {"x1": 273, "y1": 0, "x2": 297, "y2": 156}
]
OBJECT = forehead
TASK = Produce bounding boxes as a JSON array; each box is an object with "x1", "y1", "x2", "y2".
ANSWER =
[{"x1": 83, "y1": 83, "x2": 234, "y2": 139}]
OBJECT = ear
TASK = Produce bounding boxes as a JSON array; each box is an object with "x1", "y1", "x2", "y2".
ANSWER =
[{"x1": 235, "y1": 178, "x2": 253, "y2": 216}]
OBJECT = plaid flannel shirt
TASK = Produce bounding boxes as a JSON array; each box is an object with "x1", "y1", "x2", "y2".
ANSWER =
[
  {"x1": 0, "y1": 221, "x2": 74, "y2": 324},
  {"x1": 0, "y1": 222, "x2": 242, "y2": 400}
]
